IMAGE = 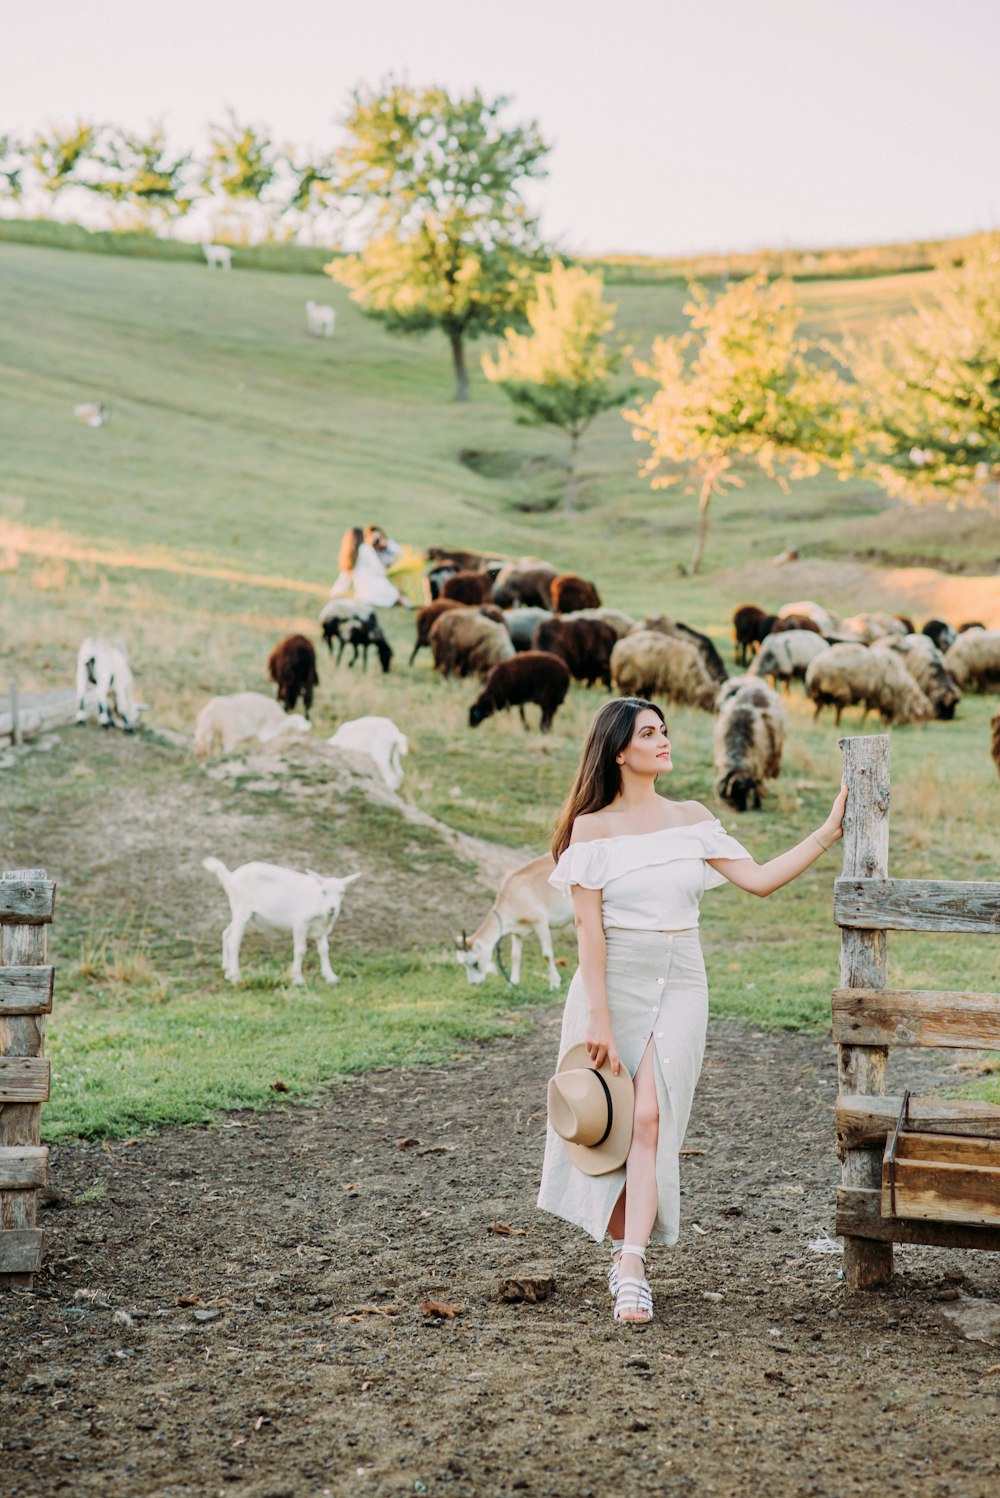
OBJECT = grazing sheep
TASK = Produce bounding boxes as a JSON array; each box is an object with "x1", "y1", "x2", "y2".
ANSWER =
[
  {"x1": 327, "y1": 716, "x2": 408, "y2": 791},
  {"x1": 491, "y1": 563, "x2": 557, "y2": 609},
  {"x1": 804, "y1": 644, "x2": 932, "y2": 726},
  {"x1": 839, "y1": 612, "x2": 910, "y2": 645},
  {"x1": 778, "y1": 600, "x2": 843, "y2": 636},
  {"x1": 442, "y1": 570, "x2": 495, "y2": 605},
  {"x1": 73, "y1": 402, "x2": 109, "y2": 427},
  {"x1": 456, "y1": 854, "x2": 573, "y2": 991},
  {"x1": 713, "y1": 679, "x2": 786, "y2": 811},
  {"x1": 75, "y1": 638, "x2": 140, "y2": 732},
  {"x1": 872, "y1": 634, "x2": 962, "y2": 720},
  {"x1": 305, "y1": 299, "x2": 335, "y2": 337},
  {"x1": 922, "y1": 618, "x2": 957, "y2": 652},
  {"x1": 943, "y1": 630, "x2": 1000, "y2": 693},
  {"x1": 425, "y1": 545, "x2": 512, "y2": 575},
  {"x1": 202, "y1": 857, "x2": 360, "y2": 985},
  {"x1": 503, "y1": 607, "x2": 554, "y2": 652},
  {"x1": 550, "y1": 573, "x2": 601, "y2": 612},
  {"x1": 194, "y1": 692, "x2": 311, "y2": 758},
  {"x1": 532, "y1": 616, "x2": 616, "y2": 688},
  {"x1": 770, "y1": 613, "x2": 823, "y2": 638},
  {"x1": 569, "y1": 606, "x2": 637, "y2": 640},
  {"x1": 430, "y1": 609, "x2": 515, "y2": 680},
  {"x1": 410, "y1": 599, "x2": 465, "y2": 663},
  {"x1": 714, "y1": 674, "x2": 759, "y2": 711},
  {"x1": 610, "y1": 631, "x2": 717, "y2": 711},
  {"x1": 469, "y1": 652, "x2": 571, "y2": 734},
  {"x1": 748, "y1": 629, "x2": 829, "y2": 692},
  {"x1": 639, "y1": 616, "x2": 729, "y2": 684},
  {"x1": 318, "y1": 600, "x2": 393, "y2": 673},
  {"x1": 732, "y1": 603, "x2": 779, "y2": 665},
  {"x1": 424, "y1": 563, "x2": 458, "y2": 601},
  {"x1": 991, "y1": 708, "x2": 1000, "y2": 778},
  {"x1": 268, "y1": 634, "x2": 319, "y2": 717},
  {"x1": 202, "y1": 243, "x2": 232, "y2": 271}
]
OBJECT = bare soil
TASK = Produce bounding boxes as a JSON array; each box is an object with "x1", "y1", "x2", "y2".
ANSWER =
[{"x1": 4, "y1": 1020, "x2": 1000, "y2": 1498}]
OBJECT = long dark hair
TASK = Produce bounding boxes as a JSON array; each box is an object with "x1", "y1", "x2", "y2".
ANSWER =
[
  {"x1": 338, "y1": 526, "x2": 363, "y2": 572},
  {"x1": 551, "y1": 698, "x2": 667, "y2": 858}
]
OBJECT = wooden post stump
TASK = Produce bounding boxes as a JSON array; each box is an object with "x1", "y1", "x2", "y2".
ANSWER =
[
  {"x1": 0, "y1": 869, "x2": 55, "y2": 1287},
  {"x1": 838, "y1": 737, "x2": 894, "y2": 1290}
]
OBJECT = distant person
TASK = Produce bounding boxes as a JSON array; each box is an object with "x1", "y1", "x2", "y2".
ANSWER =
[{"x1": 329, "y1": 526, "x2": 412, "y2": 609}]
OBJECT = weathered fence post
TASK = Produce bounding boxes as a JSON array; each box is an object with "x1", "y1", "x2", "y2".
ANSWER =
[
  {"x1": 838, "y1": 736, "x2": 894, "y2": 1289},
  {"x1": 0, "y1": 868, "x2": 55, "y2": 1288}
]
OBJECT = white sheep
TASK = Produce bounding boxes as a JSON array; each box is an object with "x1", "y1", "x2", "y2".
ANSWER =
[
  {"x1": 202, "y1": 243, "x2": 232, "y2": 271},
  {"x1": 778, "y1": 600, "x2": 842, "y2": 635},
  {"x1": 327, "y1": 716, "x2": 409, "y2": 791},
  {"x1": 75, "y1": 638, "x2": 140, "y2": 731},
  {"x1": 610, "y1": 630, "x2": 717, "y2": 711},
  {"x1": 202, "y1": 858, "x2": 360, "y2": 985},
  {"x1": 73, "y1": 402, "x2": 109, "y2": 427},
  {"x1": 943, "y1": 630, "x2": 1000, "y2": 693},
  {"x1": 872, "y1": 634, "x2": 962, "y2": 719},
  {"x1": 194, "y1": 692, "x2": 310, "y2": 758},
  {"x1": 748, "y1": 629, "x2": 829, "y2": 691},
  {"x1": 306, "y1": 299, "x2": 336, "y2": 337},
  {"x1": 805, "y1": 643, "x2": 932, "y2": 726},
  {"x1": 713, "y1": 678, "x2": 786, "y2": 810}
]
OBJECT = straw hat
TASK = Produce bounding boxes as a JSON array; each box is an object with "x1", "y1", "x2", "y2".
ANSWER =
[{"x1": 547, "y1": 1043, "x2": 634, "y2": 1175}]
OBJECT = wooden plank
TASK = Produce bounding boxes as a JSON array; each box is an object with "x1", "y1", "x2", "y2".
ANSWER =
[
  {"x1": 835, "y1": 877, "x2": 1000, "y2": 935},
  {"x1": 837, "y1": 735, "x2": 894, "y2": 1289},
  {"x1": 0, "y1": 966, "x2": 54, "y2": 1014},
  {"x1": 0, "y1": 1057, "x2": 49, "y2": 1102},
  {"x1": 0, "y1": 879, "x2": 55, "y2": 925},
  {"x1": 837, "y1": 1095, "x2": 1000, "y2": 1153},
  {"x1": 0, "y1": 870, "x2": 47, "y2": 1288},
  {"x1": 0, "y1": 1146, "x2": 48, "y2": 1190},
  {"x1": 883, "y1": 1158, "x2": 1000, "y2": 1227},
  {"x1": 832, "y1": 987, "x2": 1000, "y2": 1049},
  {"x1": 895, "y1": 1132, "x2": 1000, "y2": 1167},
  {"x1": 0, "y1": 1228, "x2": 44, "y2": 1273},
  {"x1": 837, "y1": 1187, "x2": 1000, "y2": 1251}
]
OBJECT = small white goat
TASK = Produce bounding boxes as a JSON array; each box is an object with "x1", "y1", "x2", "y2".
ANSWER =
[
  {"x1": 202, "y1": 243, "x2": 233, "y2": 271},
  {"x1": 306, "y1": 299, "x2": 335, "y2": 337},
  {"x1": 73, "y1": 402, "x2": 110, "y2": 427},
  {"x1": 456, "y1": 854, "x2": 573, "y2": 991},
  {"x1": 327, "y1": 716, "x2": 408, "y2": 791},
  {"x1": 194, "y1": 692, "x2": 310, "y2": 758},
  {"x1": 203, "y1": 858, "x2": 361, "y2": 985},
  {"x1": 76, "y1": 638, "x2": 140, "y2": 731}
]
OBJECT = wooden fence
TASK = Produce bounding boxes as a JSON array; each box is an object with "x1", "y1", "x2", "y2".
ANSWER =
[
  {"x1": 0, "y1": 868, "x2": 55, "y2": 1287},
  {"x1": 834, "y1": 737, "x2": 1000, "y2": 1289}
]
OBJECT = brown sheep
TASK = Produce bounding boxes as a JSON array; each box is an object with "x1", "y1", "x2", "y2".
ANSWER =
[
  {"x1": 770, "y1": 614, "x2": 823, "y2": 638},
  {"x1": 731, "y1": 603, "x2": 779, "y2": 665},
  {"x1": 532, "y1": 616, "x2": 617, "y2": 688},
  {"x1": 267, "y1": 635, "x2": 319, "y2": 718},
  {"x1": 610, "y1": 631, "x2": 718, "y2": 711},
  {"x1": 429, "y1": 609, "x2": 515, "y2": 680},
  {"x1": 991, "y1": 707, "x2": 1000, "y2": 778},
  {"x1": 469, "y1": 652, "x2": 571, "y2": 734},
  {"x1": 491, "y1": 563, "x2": 557, "y2": 609},
  {"x1": 441, "y1": 570, "x2": 495, "y2": 605},
  {"x1": 550, "y1": 573, "x2": 601, "y2": 612}
]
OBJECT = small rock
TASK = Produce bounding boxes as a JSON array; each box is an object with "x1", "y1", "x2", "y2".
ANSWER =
[
  {"x1": 702, "y1": 1291, "x2": 724, "y2": 1303},
  {"x1": 193, "y1": 1308, "x2": 221, "y2": 1323},
  {"x1": 497, "y1": 1275, "x2": 555, "y2": 1304}
]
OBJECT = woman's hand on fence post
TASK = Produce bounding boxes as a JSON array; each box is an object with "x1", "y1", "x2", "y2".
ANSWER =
[{"x1": 817, "y1": 785, "x2": 849, "y2": 849}]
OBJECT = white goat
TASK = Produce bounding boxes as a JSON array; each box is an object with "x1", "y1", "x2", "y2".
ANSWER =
[
  {"x1": 327, "y1": 716, "x2": 408, "y2": 791},
  {"x1": 194, "y1": 692, "x2": 310, "y2": 758},
  {"x1": 203, "y1": 858, "x2": 360, "y2": 985},
  {"x1": 73, "y1": 402, "x2": 109, "y2": 427},
  {"x1": 456, "y1": 854, "x2": 572, "y2": 992},
  {"x1": 306, "y1": 299, "x2": 336, "y2": 337},
  {"x1": 202, "y1": 243, "x2": 233, "y2": 271},
  {"x1": 76, "y1": 638, "x2": 140, "y2": 731}
]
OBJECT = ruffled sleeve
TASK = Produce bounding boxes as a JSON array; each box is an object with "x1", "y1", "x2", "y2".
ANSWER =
[
  {"x1": 549, "y1": 840, "x2": 613, "y2": 896},
  {"x1": 700, "y1": 818, "x2": 754, "y2": 891}
]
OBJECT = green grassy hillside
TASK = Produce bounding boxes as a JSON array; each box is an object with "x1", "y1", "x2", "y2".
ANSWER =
[{"x1": 1, "y1": 239, "x2": 997, "y2": 1139}]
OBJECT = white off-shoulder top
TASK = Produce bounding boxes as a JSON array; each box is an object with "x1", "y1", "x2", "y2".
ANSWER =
[{"x1": 549, "y1": 817, "x2": 753, "y2": 930}]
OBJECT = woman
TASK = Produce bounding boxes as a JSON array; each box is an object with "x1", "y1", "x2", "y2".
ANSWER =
[
  {"x1": 538, "y1": 697, "x2": 847, "y2": 1324},
  {"x1": 329, "y1": 525, "x2": 411, "y2": 608}
]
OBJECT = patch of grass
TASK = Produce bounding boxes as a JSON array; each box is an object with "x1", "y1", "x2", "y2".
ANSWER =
[{"x1": 74, "y1": 1179, "x2": 108, "y2": 1204}]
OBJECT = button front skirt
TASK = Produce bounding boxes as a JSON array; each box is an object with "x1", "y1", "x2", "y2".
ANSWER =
[{"x1": 537, "y1": 927, "x2": 708, "y2": 1245}]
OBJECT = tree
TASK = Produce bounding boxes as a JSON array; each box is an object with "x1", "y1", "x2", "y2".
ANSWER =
[
  {"x1": 328, "y1": 80, "x2": 550, "y2": 401},
  {"x1": 32, "y1": 121, "x2": 98, "y2": 198},
  {"x1": 482, "y1": 260, "x2": 634, "y2": 511},
  {"x1": 90, "y1": 124, "x2": 193, "y2": 226},
  {"x1": 0, "y1": 134, "x2": 28, "y2": 203},
  {"x1": 842, "y1": 238, "x2": 1000, "y2": 507},
  {"x1": 625, "y1": 274, "x2": 855, "y2": 573}
]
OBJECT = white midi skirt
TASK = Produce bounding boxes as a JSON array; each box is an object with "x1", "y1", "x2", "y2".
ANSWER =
[{"x1": 536, "y1": 927, "x2": 709, "y2": 1246}]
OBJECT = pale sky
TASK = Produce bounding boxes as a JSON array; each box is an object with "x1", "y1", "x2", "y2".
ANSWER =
[{"x1": 4, "y1": 0, "x2": 997, "y2": 256}]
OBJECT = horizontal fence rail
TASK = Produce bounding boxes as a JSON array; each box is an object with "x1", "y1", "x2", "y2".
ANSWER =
[
  {"x1": 834, "y1": 877, "x2": 1000, "y2": 935},
  {"x1": 0, "y1": 879, "x2": 56, "y2": 926},
  {"x1": 832, "y1": 988, "x2": 1000, "y2": 1050},
  {"x1": 836, "y1": 1095, "x2": 1000, "y2": 1154}
]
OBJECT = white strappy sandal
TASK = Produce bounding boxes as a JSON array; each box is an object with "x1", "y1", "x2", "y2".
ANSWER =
[
  {"x1": 612, "y1": 1243, "x2": 653, "y2": 1324},
  {"x1": 607, "y1": 1238, "x2": 624, "y2": 1298}
]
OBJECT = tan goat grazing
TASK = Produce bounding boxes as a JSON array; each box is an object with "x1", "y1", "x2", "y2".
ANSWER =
[
  {"x1": 455, "y1": 854, "x2": 573, "y2": 991},
  {"x1": 804, "y1": 643, "x2": 932, "y2": 726},
  {"x1": 429, "y1": 609, "x2": 514, "y2": 680},
  {"x1": 610, "y1": 630, "x2": 717, "y2": 711}
]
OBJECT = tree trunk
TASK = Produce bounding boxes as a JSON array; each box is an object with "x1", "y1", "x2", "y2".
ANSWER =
[
  {"x1": 562, "y1": 431, "x2": 580, "y2": 514},
  {"x1": 689, "y1": 470, "x2": 715, "y2": 574},
  {"x1": 449, "y1": 329, "x2": 470, "y2": 403}
]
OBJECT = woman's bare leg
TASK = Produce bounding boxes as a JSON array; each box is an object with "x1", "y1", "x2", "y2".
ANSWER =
[{"x1": 619, "y1": 1041, "x2": 658, "y2": 1320}]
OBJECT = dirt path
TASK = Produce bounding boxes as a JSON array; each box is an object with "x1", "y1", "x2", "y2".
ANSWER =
[{"x1": 3, "y1": 1017, "x2": 1000, "y2": 1498}]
